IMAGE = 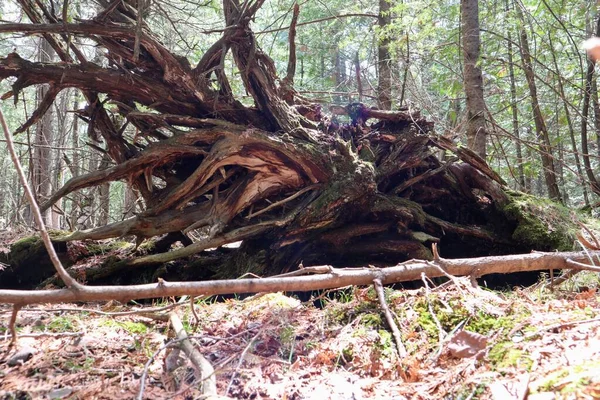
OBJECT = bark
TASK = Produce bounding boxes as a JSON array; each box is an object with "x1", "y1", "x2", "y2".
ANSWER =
[
  {"x1": 460, "y1": 0, "x2": 487, "y2": 158},
  {"x1": 515, "y1": 4, "x2": 562, "y2": 201}
]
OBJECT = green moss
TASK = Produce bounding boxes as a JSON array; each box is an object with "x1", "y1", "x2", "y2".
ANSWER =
[
  {"x1": 10, "y1": 235, "x2": 41, "y2": 250},
  {"x1": 361, "y1": 312, "x2": 383, "y2": 327},
  {"x1": 532, "y1": 360, "x2": 600, "y2": 395},
  {"x1": 99, "y1": 319, "x2": 148, "y2": 334},
  {"x1": 86, "y1": 240, "x2": 133, "y2": 256},
  {"x1": 43, "y1": 316, "x2": 77, "y2": 332},
  {"x1": 488, "y1": 342, "x2": 533, "y2": 370},
  {"x1": 503, "y1": 190, "x2": 576, "y2": 251},
  {"x1": 410, "y1": 294, "x2": 530, "y2": 343},
  {"x1": 376, "y1": 329, "x2": 396, "y2": 357}
]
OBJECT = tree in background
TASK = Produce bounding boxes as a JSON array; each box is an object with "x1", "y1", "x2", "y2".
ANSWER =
[
  {"x1": 378, "y1": 0, "x2": 393, "y2": 110},
  {"x1": 460, "y1": 0, "x2": 487, "y2": 159},
  {"x1": 515, "y1": 1, "x2": 561, "y2": 201},
  {"x1": 28, "y1": 39, "x2": 55, "y2": 225}
]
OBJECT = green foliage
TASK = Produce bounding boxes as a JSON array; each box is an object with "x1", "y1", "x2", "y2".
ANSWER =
[{"x1": 531, "y1": 360, "x2": 600, "y2": 396}]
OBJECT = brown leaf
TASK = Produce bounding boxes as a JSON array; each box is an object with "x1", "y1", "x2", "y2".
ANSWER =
[{"x1": 447, "y1": 330, "x2": 488, "y2": 359}]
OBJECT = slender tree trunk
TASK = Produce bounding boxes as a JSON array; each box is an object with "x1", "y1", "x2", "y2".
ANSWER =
[
  {"x1": 354, "y1": 52, "x2": 363, "y2": 102},
  {"x1": 505, "y1": 0, "x2": 525, "y2": 191},
  {"x1": 582, "y1": 6, "x2": 600, "y2": 196},
  {"x1": 98, "y1": 153, "x2": 111, "y2": 226},
  {"x1": 515, "y1": 3, "x2": 561, "y2": 201},
  {"x1": 70, "y1": 95, "x2": 81, "y2": 228},
  {"x1": 593, "y1": 79, "x2": 600, "y2": 159},
  {"x1": 123, "y1": 186, "x2": 137, "y2": 220},
  {"x1": 0, "y1": 156, "x2": 6, "y2": 227},
  {"x1": 399, "y1": 32, "x2": 410, "y2": 108},
  {"x1": 549, "y1": 33, "x2": 589, "y2": 205},
  {"x1": 10, "y1": 173, "x2": 20, "y2": 225},
  {"x1": 334, "y1": 47, "x2": 344, "y2": 103},
  {"x1": 460, "y1": 0, "x2": 487, "y2": 158},
  {"x1": 377, "y1": 0, "x2": 392, "y2": 110},
  {"x1": 29, "y1": 39, "x2": 55, "y2": 224},
  {"x1": 524, "y1": 127, "x2": 533, "y2": 193},
  {"x1": 49, "y1": 89, "x2": 71, "y2": 228}
]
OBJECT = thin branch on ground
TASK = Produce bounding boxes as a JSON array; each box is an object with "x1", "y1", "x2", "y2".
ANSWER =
[
  {"x1": 137, "y1": 337, "x2": 187, "y2": 400},
  {"x1": 421, "y1": 272, "x2": 445, "y2": 342},
  {"x1": 373, "y1": 278, "x2": 407, "y2": 358},
  {"x1": 169, "y1": 311, "x2": 217, "y2": 395},
  {"x1": 226, "y1": 328, "x2": 263, "y2": 396},
  {"x1": 1, "y1": 331, "x2": 84, "y2": 340},
  {"x1": 525, "y1": 316, "x2": 600, "y2": 340},
  {"x1": 565, "y1": 258, "x2": 600, "y2": 272},
  {"x1": 7, "y1": 304, "x2": 22, "y2": 349}
]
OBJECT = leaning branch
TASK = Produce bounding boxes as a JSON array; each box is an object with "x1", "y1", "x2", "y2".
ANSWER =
[{"x1": 0, "y1": 108, "x2": 82, "y2": 290}]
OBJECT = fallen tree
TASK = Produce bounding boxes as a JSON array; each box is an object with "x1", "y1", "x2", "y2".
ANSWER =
[{"x1": 0, "y1": 0, "x2": 578, "y2": 287}]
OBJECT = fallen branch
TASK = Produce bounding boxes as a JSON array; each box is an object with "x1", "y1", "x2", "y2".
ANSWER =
[
  {"x1": 373, "y1": 278, "x2": 407, "y2": 358},
  {"x1": 0, "y1": 250, "x2": 599, "y2": 305},
  {"x1": 168, "y1": 312, "x2": 217, "y2": 396}
]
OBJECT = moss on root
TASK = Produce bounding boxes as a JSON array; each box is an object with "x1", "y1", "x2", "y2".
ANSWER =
[{"x1": 503, "y1": 190, "x2": 577, "y2": 251}]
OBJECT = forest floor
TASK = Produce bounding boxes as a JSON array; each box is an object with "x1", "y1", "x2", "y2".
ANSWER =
[
  {"x1": 1, "y1": 230, "x2": 600, "y2": 399},
  {"x1": 1, "y1": 276, "x2": 600, "y2": 399}
]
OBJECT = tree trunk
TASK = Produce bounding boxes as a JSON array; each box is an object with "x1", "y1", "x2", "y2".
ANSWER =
[
  {"x1": 377, "y1": 0, "x2": 393, "y2": 110},
  {"x1": 581, "y1": 7, "x2": 600, "y2": 196},
  {"x1": 460, "y1": 0, "x2": 487, "y2": 159},
  {"x1": 515, "y1": 3, "x2": 562, "y2": 201},
  {"x1": 98, "y1": 153, "x2": 111, "y2": 226},
  {"x1": 29, "y1": 38, "x2": 55, "y2": 224},
  {"x1": 549, "y1": 31, "x2": 589, "y2": 205},
  {"x1": 69, "y1": 94, "x2": 81, "y2": 229},
  {"x1": 505, "y1": 0, "x2": 525, "y2": 191}
]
